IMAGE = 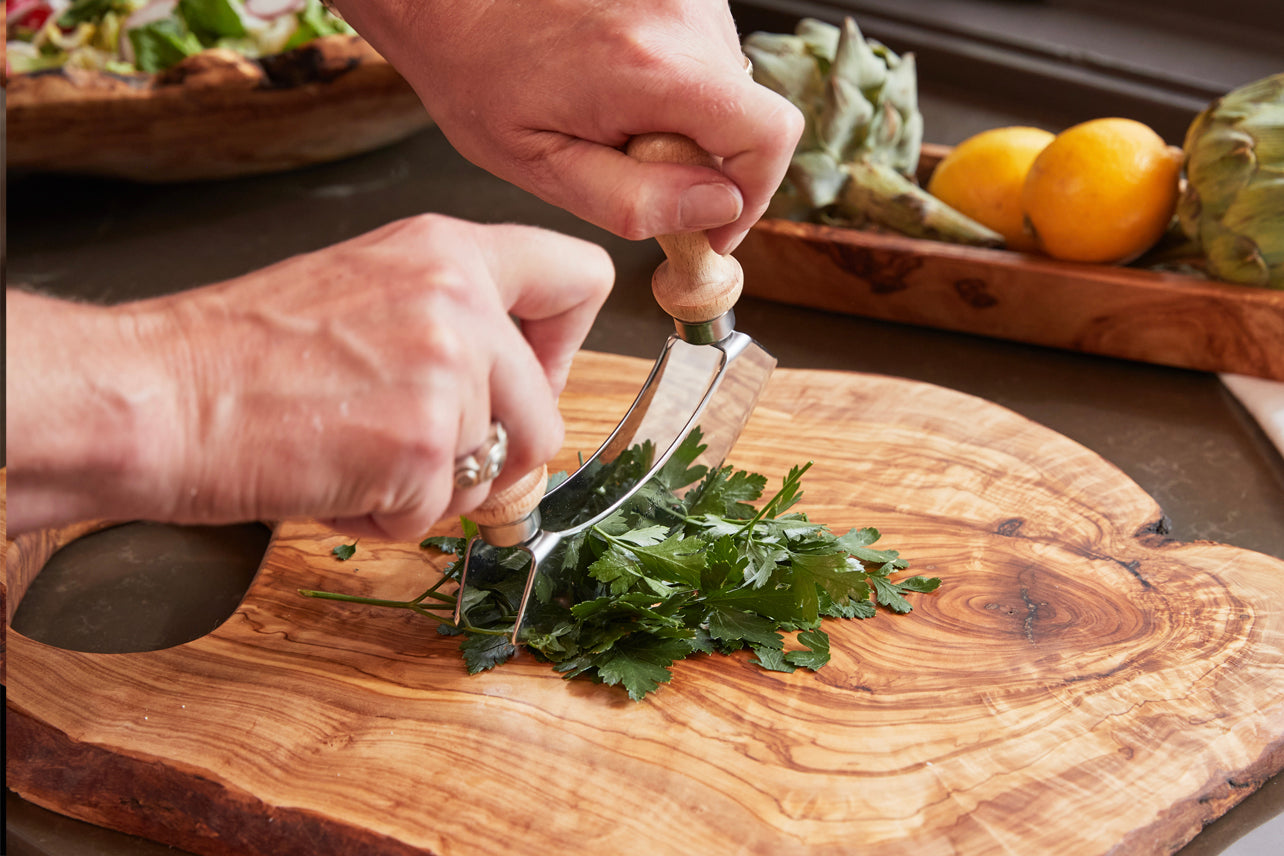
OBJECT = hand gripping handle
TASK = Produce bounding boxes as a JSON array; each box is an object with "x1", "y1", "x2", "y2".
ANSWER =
[
  {"x1": 468, "y1": 136, "x2": 741, "y2": 538},
  {"x1": 469, "y1": 464, "x2": 547, "y2": 547},
  {"x1": 625, "y1": 133, "x2": 744, "y2": 327}
]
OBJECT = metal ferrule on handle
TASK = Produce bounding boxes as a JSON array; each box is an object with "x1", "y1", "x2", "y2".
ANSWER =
[
  {"x1": 477, "y1": 511, "x2": 542, "y2": 549},
  {"x1": 675, "y1": 309, "x2": 737, "y2": 345}
]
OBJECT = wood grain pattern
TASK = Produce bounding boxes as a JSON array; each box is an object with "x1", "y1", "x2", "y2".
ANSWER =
[
  {"x1": 737, "y1": 145, "x2": 1284, "y2": 381},
  {"x1": 7, "y1": 351, "x2": 1284, "y2": 856},
  {"x1": 5, "y1": 36, "x2": 433, "y2": 182}
]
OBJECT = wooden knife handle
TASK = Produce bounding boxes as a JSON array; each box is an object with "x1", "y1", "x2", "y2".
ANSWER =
[
  {"x1": 469, "y1": 464, "x2": 547, "y2": 529},
  {"x1": 626, "y1": 133, "x2": 744, "y2": 324}
]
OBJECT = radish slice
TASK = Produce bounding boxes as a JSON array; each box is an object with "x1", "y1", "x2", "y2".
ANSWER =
[
  {"x1": 123, "y1": 0, "x2": 179, "y2": 29},
  {"x1": 244, "y1": 0, "x2": 305, "y2": 19}
]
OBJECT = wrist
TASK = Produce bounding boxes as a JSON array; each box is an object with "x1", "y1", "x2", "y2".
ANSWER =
[{"x1": 6, "y1": 290, "x2": 188, "y2": 533}]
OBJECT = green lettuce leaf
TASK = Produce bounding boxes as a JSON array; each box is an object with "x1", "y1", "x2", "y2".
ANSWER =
[{"x1": 129, "y1": 18, "x2": 204, "y2": 72}]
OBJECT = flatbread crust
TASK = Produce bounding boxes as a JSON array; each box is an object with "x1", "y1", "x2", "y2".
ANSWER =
[{"x1": 6, "y1": 35, "x2": 433, "y2": 181}]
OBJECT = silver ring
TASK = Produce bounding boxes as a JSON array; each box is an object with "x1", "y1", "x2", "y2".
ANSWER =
[{"x1": 454, "y1": 421, "x2": 508, "y2": 490}]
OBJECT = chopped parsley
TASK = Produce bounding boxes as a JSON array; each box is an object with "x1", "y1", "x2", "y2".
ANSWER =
[{"x1": 302, "y1": 429, "x2": 939, "y2": 700}]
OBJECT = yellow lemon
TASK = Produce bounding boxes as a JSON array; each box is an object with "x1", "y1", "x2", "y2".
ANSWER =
[
  {"x1": 1020, "y1": 117, "x2": 1184, "y2": 263},
  {"x1": 927, "y1": 126, "x2": 1055, "y2": 252}
]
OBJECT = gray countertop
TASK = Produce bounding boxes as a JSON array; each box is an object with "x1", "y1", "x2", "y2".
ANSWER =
[{"x1": 6, "y1": 92, "x2": 1284, "y2": 856}]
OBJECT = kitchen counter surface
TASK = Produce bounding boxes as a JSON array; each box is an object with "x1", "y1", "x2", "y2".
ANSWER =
[{"x1": 5, "y1": 57, "x2": 1283, "y2": 856}]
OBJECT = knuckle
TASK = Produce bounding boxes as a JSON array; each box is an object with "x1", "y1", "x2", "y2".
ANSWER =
[
  {"x1": 776, "y1": 101, "x2": 806, "y2": 149},
  {"x1": 390, "y1": 211, "x2": 452, "y2": 242},
  {"x1": 761, "y1": 94, "x2": 806, "y2": 153},
  {"x1": 587, "y1": 248, "x2": 615, "y2": 298},
  {"x1": 606, "y1": 188, "x2": 657, "y2": 241},
  {"x1": 403, "y1": 297, "x2": 471, "y2": 371}
]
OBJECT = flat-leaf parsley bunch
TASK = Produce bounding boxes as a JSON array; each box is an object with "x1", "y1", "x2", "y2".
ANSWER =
[{"x1": 302, "y1": 430, "x2": 939, "y2": 700}]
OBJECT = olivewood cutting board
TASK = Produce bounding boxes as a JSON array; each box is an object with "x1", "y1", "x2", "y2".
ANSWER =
[{"x1": 7, "y1": 351, "x2": 1284, "y2": 856}]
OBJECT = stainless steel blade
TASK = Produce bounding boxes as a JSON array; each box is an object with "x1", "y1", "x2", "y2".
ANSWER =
[{"x1": 528, "y1": 326, "x2": 775, "y2": 566}]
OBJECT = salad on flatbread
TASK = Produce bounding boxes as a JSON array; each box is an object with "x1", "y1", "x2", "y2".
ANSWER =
[
  {"x1": 5, "y1": 0, "x2": 352, "y2": 75},
  {"x1": 4, "y1": 0, "x2": 432, "y2": 181}
]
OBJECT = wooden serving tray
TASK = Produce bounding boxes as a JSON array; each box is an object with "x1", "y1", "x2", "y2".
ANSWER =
[
  {"x1": 4, "y1": 35, "x2": 433, "y2": 182},
  {"x1": 7, "y1": 351, "x2": 1284, "y2": 856},
  {"x1": 737, "y1": 145, "x2": 1284, "y2": 381}
]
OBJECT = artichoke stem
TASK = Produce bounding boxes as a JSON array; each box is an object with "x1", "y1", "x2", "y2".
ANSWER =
[{"x1": 839, "y1": 159, "x2": 1005, "y2": 247}]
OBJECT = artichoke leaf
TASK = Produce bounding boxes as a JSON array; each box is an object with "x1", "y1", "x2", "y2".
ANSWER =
[
  {"x1": 1180, "y1": 72, "x2": 1284, "y2": 288},
  {"x1": 838, "y1": 160, "x2": 1004, "y2": 247},
  {"x1": 789, "y1": 150, "x2": 850, "y2": 210},
  {"x1": 833, "y1": 18, "x2": 887, "y2": 94},
  {"x1": 742, "y1": 34, "x2": 825, "y2": 114},
  {"x1": 818, "y1": 76, "x2": 874, "y2": 159},
  {"x1": 795, "y1": 17, "x2": 841, "y2": 64}
]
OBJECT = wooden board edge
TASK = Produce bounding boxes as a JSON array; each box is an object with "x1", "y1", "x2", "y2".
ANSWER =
[
  {"x1": 5, "y1": 703, "x2": 425, "y2": 856},
  {"x1": 1116, "y1": 736, "x2": 1284, "y2": 856},
  {"x1": 739, "y1": 219, "x2": 1284, "y2": 381}
]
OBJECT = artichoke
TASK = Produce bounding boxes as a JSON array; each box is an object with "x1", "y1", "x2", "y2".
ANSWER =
[
  {"x1": 744, "y1": 17, "x2": 1002, "y2": 247},
  {"x1": 1178, "y1": 73, "x2": 1284, "y2": 289}
]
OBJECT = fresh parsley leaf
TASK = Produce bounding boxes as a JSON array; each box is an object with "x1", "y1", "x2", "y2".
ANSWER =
[
  {"x1": 838, "y1": 527, "x2": 908, "y2": 568},
  {"x1": 599, "y1": 531, "x2": 705, "y2": 589},
  {"x1": 688, "y1": 465, "x2": 766, "y2": 518},
  {"x1": 750, "y1": 645, "x2": 796, "y2": 673},
  {"x1": 789, "y1": 552, "x2": 866, "y2": 624},
  {"x1": 460, "y1": 634, "x2": 517, "y2": 674},
  {"x1": 706, "y1": 606, "x2": 783, "y2": 648},
  {"x1": 654, "y1": 426, "x2": 709, "y2": 491},
  {"x1": 821, "y1": 589, "x2": 877, "y2": 620},
  {"x1": 753, "y1": 462, "x2": 812, "y2": 523},
  {"x1": 594, "y1": 636, "x2": 691, "y2": 701},
  {"x1": 871, "y1": 574, "x2": 942, "y2": 614},
  {"x1": 608, "y1": 524, "x2": 671, "y2": 548},
  {"x1": 896, "y1": 576, "x2": 943, "y2": 594},
  {"x1": 704, "y1": 581, "x2": 803, "y2": 624},
  {"x1": 420, "y1": 535, "x2": 465, "y2": 556},
  {"x1": 587, "y1": 546, "x2": 645, "y2": 595},
  {"x1": 332, "y1": 542, "x2": 358, "y2": 561},
  {"x1": 784, "y1": 629, "x2": 831, "y2": 670}
]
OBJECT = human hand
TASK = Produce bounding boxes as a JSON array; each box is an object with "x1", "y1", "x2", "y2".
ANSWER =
[
  {"x1": 6, "y1": 216, "x2": 612, "y2": 539},
  {"x1": 333, "y1": 0, "x2": 803, "y2": 254}
]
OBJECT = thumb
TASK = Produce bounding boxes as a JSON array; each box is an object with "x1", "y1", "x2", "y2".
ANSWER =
[{"x1": 525, "y1": 138, "x2": 743, "y2": 241}]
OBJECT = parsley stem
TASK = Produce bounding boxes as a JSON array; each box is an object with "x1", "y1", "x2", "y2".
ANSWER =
[
  {"x1": 737, "y1": 461, "x2": 813, "y2": 539},
  {"x1": 298, "y1": 588, "x2": 455, "y2": 611}
]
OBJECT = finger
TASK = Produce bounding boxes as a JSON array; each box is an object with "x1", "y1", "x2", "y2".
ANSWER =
[
  {"x1": 657, "y1": 78, "x2": 804, "y2": 254},
  {"x1": 480, "y1": 224, "x2": 614, "y2": 394},
  {"x1": 480, "y1": 317, "x2": 565, "y2": 497},
  {"x1": 520, "y1": 136, "x2": 744, "y2": 241},
  {"x1": 346, "y1": 397, "x2": 472, "y2": 542},
  {"x1": 322, "y1": 513, "x2": 406, "y2": 542},
  {"x1": 520, "y1": 62, "x2": 799, "y2": 253},
  {"x1": 364, "y1": 452, "x2": 463, "y2": 542}
]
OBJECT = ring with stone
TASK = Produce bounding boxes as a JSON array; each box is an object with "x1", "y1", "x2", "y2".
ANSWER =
[{"x1": 454, "y1": 422, "x2": 508, "y2": 490}]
